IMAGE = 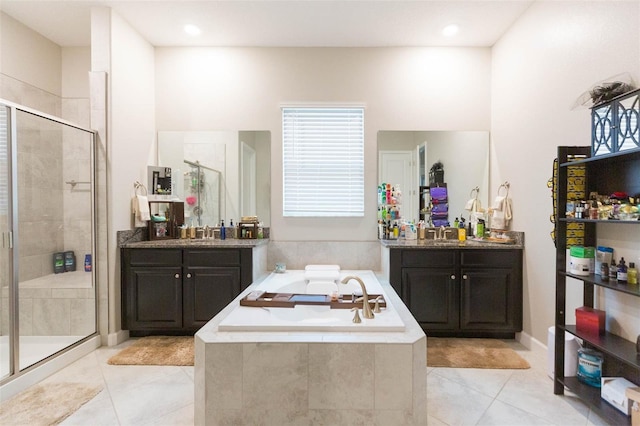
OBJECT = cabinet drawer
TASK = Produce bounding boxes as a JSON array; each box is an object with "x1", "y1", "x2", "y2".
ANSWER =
[
  {"x1": 126, "y1": 249, "x2": 182, "y2": 266},
  {"x1": 461, "y1": 250, "x2": 519, "y2": 267},
  {"x1": 185, "y1": 249, "x2": 241, "y2": 267},
  {"x1": 401, "y1": 249, "x2": 456, "y2": 267}
]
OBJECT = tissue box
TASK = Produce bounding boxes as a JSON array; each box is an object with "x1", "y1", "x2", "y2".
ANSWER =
[
  {"x1": 601, "y1": 377, "x2": 636, "y2": 415},
  {"x1": 576, "y1": 306, "x2": 605, "y2": 335},
  {"x1": 627, "y1": 387, "x2": 640, "y2": 426}
]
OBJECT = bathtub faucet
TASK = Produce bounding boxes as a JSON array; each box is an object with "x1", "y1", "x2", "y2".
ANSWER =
[{"x1": 340, "y1": 276, "x2": 374, "y2": 319}]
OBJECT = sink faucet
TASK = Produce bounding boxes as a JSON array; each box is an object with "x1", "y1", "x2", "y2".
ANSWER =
[
  {"x1": 341, "y1": 276, "x2": 374, "y2": 319},
  {"x1": 438, "y1": 225, "x2": 446, "y2": 240}
]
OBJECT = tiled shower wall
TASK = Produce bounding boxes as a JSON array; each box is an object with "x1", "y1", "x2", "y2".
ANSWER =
[
  {"x1": 267, "y1": 241, "x2": 382, "y2": 271},
  {"x1": 1, "y1": 74, "x2": 94, "y2": 336}
]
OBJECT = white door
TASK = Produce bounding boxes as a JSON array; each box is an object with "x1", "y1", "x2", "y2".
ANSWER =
[
  {"x1": 378, "y1": 151, "x2": 415, "y2": 223},
  {"x1": 240, "y1": 142, "x2": 257, "y2": 217}
]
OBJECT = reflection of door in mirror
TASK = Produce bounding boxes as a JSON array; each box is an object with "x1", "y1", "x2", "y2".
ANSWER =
[
  {"x1": 240, "y1": 142, "x2": 257, "y2": 217},
  {"x1": 378, "y1": 131, "x2": 489, "y2": 224},
  {"x1": 417, "y1": 143, "x2": 426, "y2": 187},
  {"x1": 378, "y1": 151, "x2": 415, "y2": 223}
]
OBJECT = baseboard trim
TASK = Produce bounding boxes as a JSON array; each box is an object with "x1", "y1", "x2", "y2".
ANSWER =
[
  {"x1": 107, "y1": 330, "x2": 129, "y2": 346},
  {"x1": 516, "y1": 331, "x2": 547, "y2": 356}
]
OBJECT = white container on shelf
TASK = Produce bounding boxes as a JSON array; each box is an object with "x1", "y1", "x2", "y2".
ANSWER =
[{"x1": 547, "y1": 326, "x2": 581, "y2": 379}]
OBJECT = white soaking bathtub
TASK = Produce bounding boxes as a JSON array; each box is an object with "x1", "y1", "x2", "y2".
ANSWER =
[{"x1": 217, "y1": 270, "x2": 405, "y2": 332}]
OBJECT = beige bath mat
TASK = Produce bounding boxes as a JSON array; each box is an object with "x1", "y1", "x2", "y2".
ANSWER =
[
  {"x1": 108, "y1": 336, "x2": 194, "y2": 366},
  {"x1": 427, "y1": 337, "x2": 530, "y2": 369},
  {"x1": 0, "y1": 382, "x2": 102, "y2": 425}
]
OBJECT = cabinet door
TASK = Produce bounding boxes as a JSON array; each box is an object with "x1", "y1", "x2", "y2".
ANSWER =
[
  {"x1": 460, "y1": 267, "x2": 520, "y2": 331},
  {"x1": 183, "y1": 266, "x2": 241, "y2": 330},
  {"x1": 402, "y1": 268, "x2": 459, "y2": 330},
  {"x1": 125, "y1": 266, "x2": 183, "y2": 330}
]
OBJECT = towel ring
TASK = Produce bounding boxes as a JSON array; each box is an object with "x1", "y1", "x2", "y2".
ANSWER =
[
  {"x1": 134, "y1": 181, "x2": 148, "y2": 196},
  {"x1": 497, "y1": 181, "x2": 510, "y2": 197},
  {"x1": 469, "y1": 186, "x2": 480, "y2": 199}
]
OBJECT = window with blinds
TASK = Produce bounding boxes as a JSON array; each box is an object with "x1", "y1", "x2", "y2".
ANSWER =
[{"x1": 282, "y1": 107, "x2": 364, "y2": 217}]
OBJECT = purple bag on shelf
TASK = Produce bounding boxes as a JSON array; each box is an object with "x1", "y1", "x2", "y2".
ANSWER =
[
  {"x1": 431, "y1": 203, "x2": 449, "y2": 214},
  {"x1": 430, "y1": 186, "x2": 448, "y2": 201}
]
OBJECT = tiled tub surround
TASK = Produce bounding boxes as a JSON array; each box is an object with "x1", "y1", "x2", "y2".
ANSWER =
[
  {"x1": 195, "y1": 272, "x2": 427, "y2": 425},
  {"x1": 1, "y1": 271, "x2": 95, "y2": 336}
]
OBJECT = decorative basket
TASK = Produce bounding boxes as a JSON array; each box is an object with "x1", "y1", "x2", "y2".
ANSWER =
[{"x1": 592, "y1": 88, "x2": 639, "y2": 156}]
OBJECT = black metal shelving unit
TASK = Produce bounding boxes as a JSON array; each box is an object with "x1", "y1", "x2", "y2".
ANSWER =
[{"x1": 554, "y1": 146, "x2": 640, "y2": 426}]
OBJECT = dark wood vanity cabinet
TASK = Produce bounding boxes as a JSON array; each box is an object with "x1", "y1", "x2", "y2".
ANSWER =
[
  {"x1": 390, "y1": 248, "x2": 523, "y2": 338},
  {"x1": 122, "y1": 247, "x2": 252, "y2": 336}
]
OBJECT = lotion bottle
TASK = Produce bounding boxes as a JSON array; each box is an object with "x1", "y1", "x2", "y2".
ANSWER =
[{"x1": 627, "y1": 262, "x2": 638, "y2": 285}]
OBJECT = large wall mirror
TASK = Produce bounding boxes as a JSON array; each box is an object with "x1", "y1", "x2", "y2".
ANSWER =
[
  {"x1": 158, "y1": 131, "x2": 271, "y2": 227},
  {"x1": 377, "y1": 131, "x2": 489, "y2": 225}
]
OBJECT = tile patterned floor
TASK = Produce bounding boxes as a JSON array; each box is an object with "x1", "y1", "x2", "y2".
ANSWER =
[{"x1": 25, "y1": 339, "x2": 612, "y2": 425}]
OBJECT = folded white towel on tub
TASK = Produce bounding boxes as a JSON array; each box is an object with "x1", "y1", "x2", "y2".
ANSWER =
[{"x1": 306, "y1": 281, "x2": 339, "y2": 295}]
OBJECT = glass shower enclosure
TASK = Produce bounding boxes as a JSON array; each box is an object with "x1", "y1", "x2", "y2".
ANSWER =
[
  {"x1": 0, "y1": 100, "x2": 97, "y2": 384},
  {"x1": 183, "y1": 160, "x2": 221, "y2": 227}
]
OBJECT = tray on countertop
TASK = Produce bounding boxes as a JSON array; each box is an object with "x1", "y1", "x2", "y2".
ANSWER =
[{"x1": 239, "y1": 292, "x2": 387, "y2": 309}]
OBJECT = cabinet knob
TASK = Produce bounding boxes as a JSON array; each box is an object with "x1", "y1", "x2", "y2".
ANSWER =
[
  {"x1": 463, "y1": 274, "x2": 468, "y2": 280},
  {"x1": 450, "y1": 274, "x2": 456, "y2": 280},
  {"x1": 174, "y1": 273, "x2": 180, "y2": 279},
  {"x1": 186, "y1": 273, "x2": 192, "y2": 278}
]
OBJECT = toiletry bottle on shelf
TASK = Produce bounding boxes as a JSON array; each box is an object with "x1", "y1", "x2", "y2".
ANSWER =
[
  {"x1": 220, "y1": 220, "x2": 226, "y2": 240},
  {"x1": 458, "y1": 219, "x2": 466, "y2": 242},
  {"x1": 600, "y1": 262, "x2": 609, "y2": 281},
  {"x1": 454, "y1": 217, "x2": 459, "y2": 228},
  {"x1": 628, "y1": 262, "x2": 638, "y2": 285},
  {"x1": 609, "y1": 259, "x2": 617, "y2": 281},
  {"x1": 617, "y1": 257, "x2": 628, "y2": 283}
]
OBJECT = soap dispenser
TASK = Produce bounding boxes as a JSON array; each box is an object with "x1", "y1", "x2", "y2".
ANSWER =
[{"x1": 220, "y1": 220, "x2": 226, "y2": 240}]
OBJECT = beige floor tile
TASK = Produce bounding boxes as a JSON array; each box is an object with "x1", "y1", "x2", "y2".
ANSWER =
[
  {"x1": 13, "y1": 338, "x2": 613, "y2": 426},
  {"x1": 476, "y1": 399, "x2": 553, "y2": 425},
  {"x1": 427, "y1": 371, "x2": 494, "y2": 425}
]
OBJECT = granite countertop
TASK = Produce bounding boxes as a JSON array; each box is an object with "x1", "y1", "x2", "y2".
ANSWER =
[
  {"x1": 121, "y1": 238, "x2": 269, "y2": 249},
  {"x1": 380, "y1": 231, "x2": 524, "y2": 250}
]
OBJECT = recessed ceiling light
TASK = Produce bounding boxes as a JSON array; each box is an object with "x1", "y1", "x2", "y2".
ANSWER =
[
  {"x1": 184, "y1": 24, "x2": 201, "y2": 36},
  {"x1": 442, "y1": 24, "x2": 459, "y2": 37}
]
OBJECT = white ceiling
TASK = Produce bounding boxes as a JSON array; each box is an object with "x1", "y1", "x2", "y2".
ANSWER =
[{"x1": 0, "y1": 0, "x2": 534, "y2": 48}]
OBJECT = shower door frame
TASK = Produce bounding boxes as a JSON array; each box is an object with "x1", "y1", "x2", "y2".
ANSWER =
[{"x1": 0, "y1": 99, "x2": 99, "y2": 384}]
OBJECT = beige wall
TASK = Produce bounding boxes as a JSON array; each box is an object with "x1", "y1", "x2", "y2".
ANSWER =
[
  {"x1": 491, "y1": 0, "x2": 640, "y2": 344},
  {"x1": 0, "y1": 12, "x2": 62, "y2": 98}
]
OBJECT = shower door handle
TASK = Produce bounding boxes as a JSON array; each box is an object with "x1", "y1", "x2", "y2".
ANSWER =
[{"x1": 3, "y1": 231, "x2": 13, "y2": 249}]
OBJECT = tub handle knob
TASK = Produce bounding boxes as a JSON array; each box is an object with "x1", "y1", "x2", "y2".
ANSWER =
[
  {"x1": 351, "y1": 308, "x2": 362, "y2": 323},
  {"x1": 373, "y1": 297, "x2": 382, "y2": 313}
]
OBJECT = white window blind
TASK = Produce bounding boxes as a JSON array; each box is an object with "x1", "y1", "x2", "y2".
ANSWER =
[{"x1": 283, "y1": 107, "x2": 364, "y2": 217}]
